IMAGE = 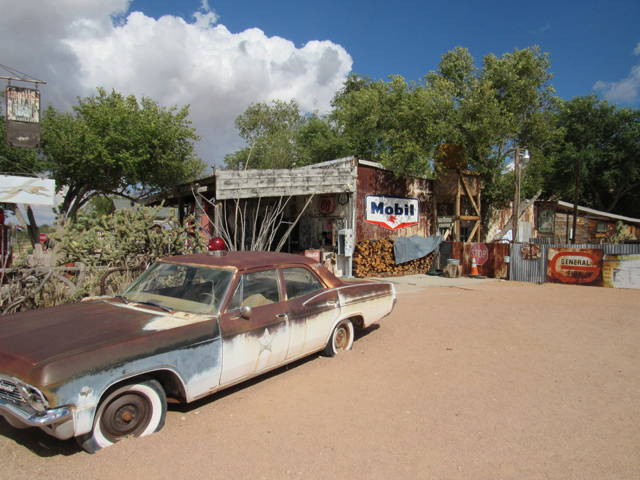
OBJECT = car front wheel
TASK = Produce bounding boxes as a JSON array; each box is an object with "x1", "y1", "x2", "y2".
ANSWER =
[
  {"x1": 323, "y1": 319, "x2": 354, "y2": 357},
  {"x1": 77, "y1": 377, "x2": 167, "y2": 453}
]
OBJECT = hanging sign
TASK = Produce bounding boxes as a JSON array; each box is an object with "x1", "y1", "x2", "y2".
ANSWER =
[
  {"x1": 0, "y1": 175, "x2": 55, "y2": 205},
  {"x1": 365, "y1": 195, "x2": 419, "y2": 230},
  {"x1": 5, "y1": 86, "x2": 41, "y2": 148}
]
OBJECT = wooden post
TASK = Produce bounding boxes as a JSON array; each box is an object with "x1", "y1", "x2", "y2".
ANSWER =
[
  {"x1": 571, "y1": 158, "x2": 582, "y2": 244},
  {"x1": 476, "y1": 179, "x2": 482, "y2": 242},
  {"x1": 432, "y1": 193, "x2": 438, "y2": 236},
  {"x1": 513, "y1": 150, "x2": 520, "y2": 243},
  {"x1": 455, "y1": 173, "x2": 461, "y2": 241}
]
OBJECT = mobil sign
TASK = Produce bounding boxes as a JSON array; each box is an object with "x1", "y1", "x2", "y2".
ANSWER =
[
  {"x1": 547, "y1": 248, "x2": 603, "y2": 286},
  {"x1": 365, "y1": 195, "x2": 419, "y2": 230}
]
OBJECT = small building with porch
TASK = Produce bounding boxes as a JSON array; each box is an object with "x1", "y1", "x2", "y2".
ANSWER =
[
  {"x1": 534, "y1": 200, "x2": 640, "y2": 244},
  {"x1": 141, "y1": 156, "x2": 447, "y2": 276}
]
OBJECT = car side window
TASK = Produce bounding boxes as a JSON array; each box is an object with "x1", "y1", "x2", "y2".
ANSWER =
[
  {"x1": 283, "y1": 267, "x2": 324, "y2": 300},
  {"x1": 228, "y1": 269, "x2": 281, "y2": 311}
]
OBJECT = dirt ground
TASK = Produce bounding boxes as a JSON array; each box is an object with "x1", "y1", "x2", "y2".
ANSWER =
[{"x1": 1, "y1": 280, "x2": 639, "y2": 479}]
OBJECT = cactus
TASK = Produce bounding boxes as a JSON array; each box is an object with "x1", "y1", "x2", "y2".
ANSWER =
[{"x1": 51, "y1": 204, "x2": 208, "y2": 268}]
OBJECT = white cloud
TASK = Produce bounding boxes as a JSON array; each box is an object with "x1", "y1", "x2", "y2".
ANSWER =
[
  {"x1": 1, "y1": 0, "x2": 352, "y2": 166},
  {"x1": 594, "y1": 42, "x2": 640, "y2": 105},
  {"x1": 529, "y1": 23, "x2": 550, "y2": 35}
]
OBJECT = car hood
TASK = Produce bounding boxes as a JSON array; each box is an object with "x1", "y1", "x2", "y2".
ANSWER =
[{"x1": 0, "y1": 299, "x2": 214, "y2": 385}]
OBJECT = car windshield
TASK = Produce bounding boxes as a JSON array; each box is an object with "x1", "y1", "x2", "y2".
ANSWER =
[{"x1": 122, "y1": 262, "x2": 234, "y2": 315}]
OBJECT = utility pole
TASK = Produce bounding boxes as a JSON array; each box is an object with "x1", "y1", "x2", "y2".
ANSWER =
[
  {"x1": 571, "y1": 158, "x2": 582, "y2": 244},
  {"x1": 506, "y1": 147, "x2": 530, "y2": 243}
]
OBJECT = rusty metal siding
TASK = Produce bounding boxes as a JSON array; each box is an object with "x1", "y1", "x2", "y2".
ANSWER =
[
  {"x1": 463, "y1": 242, "x2": 510, "y2": 279},
  {"x1": 355, "y1": 164, "x2": 432, "y2": 242},
  {"x1": 509, "y1": 243, "x2": 640, "y2": 284},
  {"x1": 443, "y1": 242, "x2": 510, "y2": 279}
]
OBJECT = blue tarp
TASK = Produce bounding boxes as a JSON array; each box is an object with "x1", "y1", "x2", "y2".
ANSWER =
[{"x1": 393, "y1": 235, "x2": 444, "y2": 265}]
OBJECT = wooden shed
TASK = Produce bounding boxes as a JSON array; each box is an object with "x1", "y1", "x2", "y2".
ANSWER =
[
  {"x1": 141, "y1": 156, "x2": 437, "y2": 276},
  {"x1": 535, "y1": 200, "x2": 640, "y2": 244}
]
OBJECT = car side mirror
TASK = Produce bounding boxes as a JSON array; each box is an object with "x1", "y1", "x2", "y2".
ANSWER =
[{"x1": 230, "y1": 305, "x2": 252, "y2": 320}]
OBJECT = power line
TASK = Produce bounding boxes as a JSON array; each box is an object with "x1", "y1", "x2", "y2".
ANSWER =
[{"x1": 0, "y1": 64, "x2": 46, "y2": 85}]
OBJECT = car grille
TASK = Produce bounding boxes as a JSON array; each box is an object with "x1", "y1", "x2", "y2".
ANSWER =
[{"x1": 0, "y1": 378, "x2": 24, "y2": 405}]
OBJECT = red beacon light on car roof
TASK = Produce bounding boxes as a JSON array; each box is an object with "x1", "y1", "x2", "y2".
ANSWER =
[{"x1": 208, "y1": 237, "x2": 227, "y2": 256}]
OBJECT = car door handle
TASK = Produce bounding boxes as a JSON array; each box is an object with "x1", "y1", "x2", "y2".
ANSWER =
[
  {"x1": 276, "y1": 312, "x2": 289, "y2": 320},
  {"x1": 327, "y1": 300, "x2": 339, "y2": 307}
]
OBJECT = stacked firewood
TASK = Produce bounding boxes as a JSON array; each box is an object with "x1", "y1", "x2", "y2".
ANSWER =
[{"x1": 352, "y1": 238, "x2": 436, "y2": 277}]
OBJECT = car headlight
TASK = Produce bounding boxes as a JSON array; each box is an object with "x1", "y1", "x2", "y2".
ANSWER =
[{"x1": 19, "y1": 383, "x2": 50, "y2": 412}]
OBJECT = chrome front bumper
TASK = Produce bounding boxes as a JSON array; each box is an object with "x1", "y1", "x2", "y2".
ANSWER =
[{"x1": 0, "y1": 397, "x2": 75, "y2": 439}]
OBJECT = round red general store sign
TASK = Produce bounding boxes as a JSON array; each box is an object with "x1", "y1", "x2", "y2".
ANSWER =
[{"x1": 547, "y1": 248, "x2": 603, "y2": 286}]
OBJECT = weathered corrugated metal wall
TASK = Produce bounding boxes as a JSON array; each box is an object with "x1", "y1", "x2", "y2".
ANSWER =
[
  {"x1": 443, "y1": 242, "x2": 510, "y2": 279},
  {"x1": 509, "y1": 243, "x2": 640, "y2": 284}
]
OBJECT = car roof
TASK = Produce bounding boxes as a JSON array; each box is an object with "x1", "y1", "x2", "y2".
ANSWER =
[
  {"x1": 161, "y1": 251, "x2": 343, "y2": 288},
  {"x1": 162, "y1": 251, "x2": 319, "y2": 271}
]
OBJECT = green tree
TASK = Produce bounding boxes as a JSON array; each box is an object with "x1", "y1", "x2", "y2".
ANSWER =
[
  {"x1": 330, "y1": 73, "x2": 456, "y2": 175},
  {"x1": 328, "y1": 74, "x2": 393, "y2": 162},
  {"x1": 41, "y1": 88, "x2": 206, "y2": 220},
  {"x1": 433, "y1": 46, "x2": 559, "y2": 210},
  {"x1": 544, "y1": 95, "x2": 640, "y2": 217},
  {"x1": 331, "y1": 47, "x2": 559, "y2": 213},
  {"x1": 85, "y1": 195, "x2": 116, "y2": 218},
  {"x1": 223, "y1": 46, "x2": 560, "y2": 235},
  {"x1": 224, "y1": 99, "x2": 305, "y2": 169},
  {"x1": 296, "y1": 113, "x2": 345, "y2": 165}
]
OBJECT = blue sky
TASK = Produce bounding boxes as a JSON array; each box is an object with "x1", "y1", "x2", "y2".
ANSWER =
[
  {"x1": 1, "y1": 0, "x2": 639, "y2": 224},
  {"x1": 132, "y1": 0, "x2": 640, "y2": 105}
]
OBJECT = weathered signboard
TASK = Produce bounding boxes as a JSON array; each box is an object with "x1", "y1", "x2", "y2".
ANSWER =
[
  {"x1": 603, "y1": 254, "x2": 640, "y2": 289},
  {"x1": 0, "y1": 175, "x2": 55, "y2": 205},
  {"x1": 5, "y1": 86, "x2": 41, "y2": 148},
  {"x1": 365, "y1": 195, "x2": 419, "y2": 231},
  {"x1": 547, "y1": 248, "x2": 603, "y2": 286},
  {"x1": 521, "y1": 243, "x2": 542, "y2": 260},
  {"x1": 538, "y1": 209, "x2": 554, "y2": 233},
  {"x1": 437, "y1": 216, "x2": 452, "y2": 228},
  {"x1": 215, "y1": 165, "x2": 356, "y2": 200}
]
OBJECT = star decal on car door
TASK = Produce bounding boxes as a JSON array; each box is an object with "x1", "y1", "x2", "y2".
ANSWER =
[{"x1": 257, "y1": 328, "x2": 274, "y2": 353}]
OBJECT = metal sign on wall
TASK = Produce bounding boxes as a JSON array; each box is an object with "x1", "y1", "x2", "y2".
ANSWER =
[
  {"x1": 547, "y1": 248, "x2": 603, "y2": 286},
  {"x1": 603, "y1": 254, "x2": 640, "y2": 289},
  {"x1": 365, "y1": 195, "x2": 419, "y2": 230},
  {"x1": 5, "y1": 86, "x2": 41, "y2": 148}
]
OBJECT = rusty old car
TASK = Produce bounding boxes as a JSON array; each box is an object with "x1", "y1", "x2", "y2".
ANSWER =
[{"x1": 0, "y1": 247, "x2": 396, "y2": 452}]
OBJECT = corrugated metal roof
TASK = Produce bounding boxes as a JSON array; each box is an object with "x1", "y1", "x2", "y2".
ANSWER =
[{"x1": 556, "y1": 201, "x2": 640, "y2": 225}]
